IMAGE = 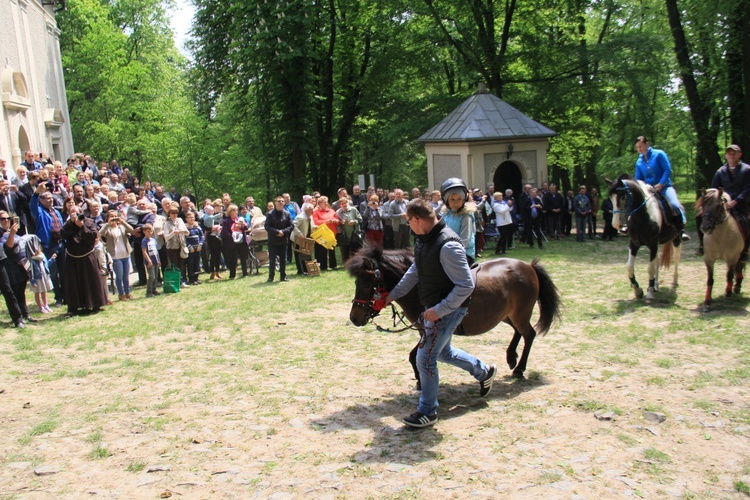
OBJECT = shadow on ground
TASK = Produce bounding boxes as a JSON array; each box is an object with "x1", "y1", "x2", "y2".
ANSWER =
[{"x1": 310, "y1": 375, "x2": 548, "y2": 465}]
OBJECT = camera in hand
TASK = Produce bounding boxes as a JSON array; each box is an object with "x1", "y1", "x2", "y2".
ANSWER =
[{"x1": 77, "y1": 214, "x2": 85, "y2": 221}]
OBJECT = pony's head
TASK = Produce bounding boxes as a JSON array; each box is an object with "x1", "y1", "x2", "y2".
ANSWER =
[
  {"x1": 698, "y1": 188, "x2": 730, "y2": 234},
  {"x1": 605, "y1": 174, "x2": 631, "y2": 231},
  {"x1": 345, "y1": 244, "x2": 413, "y2": 326},
  {"x1": 345, "y1": 245, "x2": 391, "y2": 326}
]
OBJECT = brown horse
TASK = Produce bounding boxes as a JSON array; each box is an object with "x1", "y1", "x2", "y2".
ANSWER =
[
  {"x1": 346, "y1": 246, "x2": 561, "y2": 382},
  {"x1": 695, "y1": 188, "x2": 746, "y2": 312}
]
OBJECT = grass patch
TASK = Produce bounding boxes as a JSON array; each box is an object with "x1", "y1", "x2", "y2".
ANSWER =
[
  {"x1": 643, "y1": 448, "x2": 671, "y2": 464},
  {"x1": 734, "y1": 480, "x2": 750, "y2": 496},
  {"x1": 88, "y1": 444, "x2": 111, "y2": 459},
  {"x1": 127, "y1": 460, "x2": 146, "y2": 473},
  {"x1": 27, "y1": 410, "x2": 60, "y2": 437},
  {"x1": 535, "y1": 470, "x2": 562, "y2": 485}
]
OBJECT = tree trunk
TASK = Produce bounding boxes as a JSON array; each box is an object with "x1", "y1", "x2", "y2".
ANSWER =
[
  {"x1": 726, "y1": 0, "x2": 750, "y2": 149},
  {"x1": 664, "y1": 0, "x2": 722, "y2": 187}
]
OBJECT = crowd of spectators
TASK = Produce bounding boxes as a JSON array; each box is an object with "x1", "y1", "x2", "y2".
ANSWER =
[{"x1": 0, "y1": 151, "x2": 614, "y2": 328}]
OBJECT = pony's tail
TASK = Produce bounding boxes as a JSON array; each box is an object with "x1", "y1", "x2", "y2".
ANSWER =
[
  {"x1": 660, "y1": 242, "x2": 674, "y2": 270},
  {"x1": 531, "y1": 259, "x2": 562, "y2": 336}
]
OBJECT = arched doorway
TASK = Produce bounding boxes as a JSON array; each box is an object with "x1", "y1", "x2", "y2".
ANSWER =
[
  {"x1": 14, "y1": 125, "x2": 31, "y2": 167},
  {"x1": 493, "y1": 161, "x2": 522, "y2": 199}
]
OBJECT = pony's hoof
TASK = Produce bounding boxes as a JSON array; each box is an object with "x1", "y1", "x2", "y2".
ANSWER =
[
  {"x1": 702, "y1": 304, "x2": 711, "y2": 313},
  {"x1": 725, "y1": 292, "x2": 732, "y2": 298},
  {"x1": 635, "y1": 289, "x2": 644, "y2": 300},
  {"x1": 512, "y1": 371, "x2": 525, "y2": 380},
  {"x1": 507, "y1": 354, "x2": 518, "y2": 371},
  {"x1": 733, "y1": 287, "x2": 742, "y2": 295}
]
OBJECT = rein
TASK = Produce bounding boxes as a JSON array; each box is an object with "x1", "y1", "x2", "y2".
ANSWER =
[
  {"x1": 613, "y1": 180, "x2": 654, "y2": 219},
  {"x1": 374, "y1": 305, "x2": 423, "y2": 334}
]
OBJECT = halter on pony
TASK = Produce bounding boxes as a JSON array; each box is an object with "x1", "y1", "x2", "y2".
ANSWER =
[
  {"x1": 612, "y1": 179, "x2": 654, "y2": 219},
  {"x1": 350, "y1": 266, "x2": 422, "y2": 333}
]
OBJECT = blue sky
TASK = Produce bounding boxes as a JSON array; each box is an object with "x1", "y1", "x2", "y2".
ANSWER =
[{"x1": 170, "y1": 0, "x2": 195, "y2": 57}]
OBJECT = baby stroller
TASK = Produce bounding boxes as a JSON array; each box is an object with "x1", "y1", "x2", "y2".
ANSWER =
[{"x1": 247, "y1": 216, "x2": 275, "y2": 275}]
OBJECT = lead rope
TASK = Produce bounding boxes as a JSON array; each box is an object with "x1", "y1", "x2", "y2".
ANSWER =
[{"x1": 371, "y1": 304, "x2": 422, "y2": 333}]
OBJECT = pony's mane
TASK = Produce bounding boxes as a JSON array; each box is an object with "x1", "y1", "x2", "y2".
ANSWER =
[
  {"x1": 695, "y1": 188, "x2": 731, "y2": 211},
  {"x1": 345, "y1": 244, "x2": 413, "y2": 279}
]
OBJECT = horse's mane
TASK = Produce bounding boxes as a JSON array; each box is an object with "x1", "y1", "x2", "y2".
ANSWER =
[{"x1": 345, "y1": 244, "x2": 414, "y2": 287}]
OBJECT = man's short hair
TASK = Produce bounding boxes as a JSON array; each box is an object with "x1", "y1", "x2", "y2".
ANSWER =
[{"x1": 406, "y1": 198, "x2": 436, "y2": 221}]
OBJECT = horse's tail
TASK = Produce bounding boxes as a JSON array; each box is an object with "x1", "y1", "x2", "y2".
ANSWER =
[
  {"x1": 531, "y1": 259, "x2": 562, "y2": 336},
  {"x1": 660, "y1": 242, "x2": 674, "y2": 270}
]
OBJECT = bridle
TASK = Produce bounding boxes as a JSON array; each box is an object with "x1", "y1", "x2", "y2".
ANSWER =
[
  {"x1": 351, "y1": 266, "x2": 422, "y2": 333},
  {"x1": 351, "y1": 268, "x2": 390, "y2": 321},
  {"x1": 701, "y1": 193, "x2": 729, "y2": 234},
  {"x1": 612, "y1": 180, "x2": 652, "y2": 219}
]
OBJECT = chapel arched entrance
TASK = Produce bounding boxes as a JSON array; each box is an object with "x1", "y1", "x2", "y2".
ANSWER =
[{"x1": 493, "y1": 161, "x2": 522, "y2": 199}]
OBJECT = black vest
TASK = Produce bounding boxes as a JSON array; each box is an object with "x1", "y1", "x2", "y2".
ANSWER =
[{"x1": 414, "y1": 219, "x2": 467, "y2": 308}]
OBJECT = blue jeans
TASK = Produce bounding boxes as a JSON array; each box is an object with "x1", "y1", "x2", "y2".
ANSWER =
[
  {"x1": 661, "y1": 186, "x2": 686, "y2": 225},
  {"x1": 112, "y1": 257, "x2": 131, "y2": 295},
  {"x1": 416, "y1": 306, "x2": 489, "y2": 416}
]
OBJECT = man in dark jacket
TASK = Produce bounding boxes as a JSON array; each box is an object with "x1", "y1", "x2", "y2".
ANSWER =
[
  {"x1": 384, "y1": 198, "x2": 496, "y2": 428},
  {"x1": 543, "y1": 184, "x2": 564, "y2": 240},
  {"x1": 264, "y1": 196, "x2": 294, "y2": 282},
  {"x1": 709, "y1": 144, "x2": 750, "y2": 261}
]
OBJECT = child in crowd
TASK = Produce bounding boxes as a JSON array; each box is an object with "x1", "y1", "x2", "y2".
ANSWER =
[
  {"x1": 28, "y1": 239, "x2": 55, "y2": 313},
  {"x1": 124, "y1": 193, "x2": 151, "y2": 226},
  {"x1": 184, "y1": 211, "x2": 204, "y2": 285},
  {"x1": 141, "y1": 223, "x2": 160, "y2": 297}
]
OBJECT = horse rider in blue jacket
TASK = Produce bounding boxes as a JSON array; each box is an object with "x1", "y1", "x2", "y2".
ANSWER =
[{"x1": 634, "y1": 135, "x2": 689, "y2": 241}]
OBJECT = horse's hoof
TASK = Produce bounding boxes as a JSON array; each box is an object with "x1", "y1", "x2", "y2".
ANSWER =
[
  {"x1": 702, "y1": 304, "x2": 711, "y2": 313},
  {"x1": 512, "y1": 371, "x2": 525, "y2": 380},
  {"x1": 635, "y1": 289, "x2": 644, "y2": 299},
  {"x1": 733, "y1": 287, "x2": 741, "y2": 295}
]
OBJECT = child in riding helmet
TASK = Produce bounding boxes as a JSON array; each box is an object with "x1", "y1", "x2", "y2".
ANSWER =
[{"x1": 439, "y1": 178, "x2": 477, "y2": 265}]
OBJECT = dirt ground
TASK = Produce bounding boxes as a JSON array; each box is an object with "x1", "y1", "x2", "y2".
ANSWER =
[{"x1": 1, "y1": 246, "x2": 749, "y2": 499}]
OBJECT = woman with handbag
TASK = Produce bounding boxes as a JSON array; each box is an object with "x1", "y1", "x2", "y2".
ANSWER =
[
  {"x1": 291, "y1": 203, "x2": 316, "y2": 275},
  {"x1": 362, "y1": 194, "x2": 384, "y2": 247},
  {"x1": 335, "y1": 197, "x2": 363, "y2": 263},
  {"x1": 312, "y1": 196, "x2": 339, "y2": 271},
  {"x1": 163, "y1": 207, "x2": 189, "y2": 286},
  {"x1": 99, "y1": 210, "x2": 134, "y2": 300},
  {"x1": 220, "y1": 204, "x2": 242, "y2": 279},
  {"x1": 202, "y1": 200, "x2": 223, "y2": 279}
]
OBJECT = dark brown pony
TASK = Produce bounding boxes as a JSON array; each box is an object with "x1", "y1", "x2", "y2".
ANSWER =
[{"x1": 346, "y1": 246, "x2": 561, "y2": 382}]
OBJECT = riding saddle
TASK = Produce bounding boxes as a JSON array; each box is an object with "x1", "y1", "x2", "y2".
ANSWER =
[{"x1": 653, "y1": 190, "x2": 684, "y2": 231}]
